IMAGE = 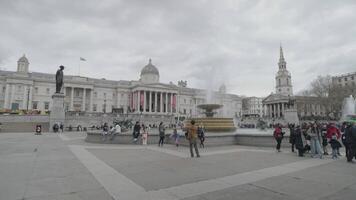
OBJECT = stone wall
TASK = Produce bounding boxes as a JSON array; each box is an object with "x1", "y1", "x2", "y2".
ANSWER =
[{"x1": 0, "y1": 115, "x2": 49, "y2": 132}]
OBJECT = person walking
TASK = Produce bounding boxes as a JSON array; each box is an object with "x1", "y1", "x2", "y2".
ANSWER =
[
  {"x1": 170, "y1": 125, "x2": 180, "y2": 147},
  {"x1": 273, "y1": 124, "x2": 283, "y2": 152},
  {"x1": 187, "y1": 120, "x2": 200, "y2": 157},
  {"x1": 295, "y1": 125, "x2": 305, "y2": 157},
  {"x1": 158, "y1": 122, "x2": 165, "y2": 147},
  {"x1": 109, "y1": 123, "x2": 121, "y2": 141},
  {"x1": 141, "y1": 124, "x2": 148, "y2": 145},
  {"x1": 102, "y1": 122, "x2": 109, "y2": 141},
  {"x1": 347, "y1": 122, "x2": 356, "y2": 162},
  {"x1": 321, "y1": 124, "x2": 329, "y2": 155},
  {"x1": 133, "y1": 121, "x2": 141, "y2": 143},
  {"x1": 59, "y1": 123, "x2": 64, "y2": 132},
  {"x1": 198, "y1": 123, "x2": 205, "y2": 148},
  {"x1": 289, "y1": 124, "x2": 296, "y2": 152}
]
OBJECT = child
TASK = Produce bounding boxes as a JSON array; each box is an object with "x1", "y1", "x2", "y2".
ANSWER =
[
  {"x1": 141, "y1": 125, "x2": 148, "y2": 145},
  {"x1": 329, "y1": 135, "x2": 342, "y2": 159}
]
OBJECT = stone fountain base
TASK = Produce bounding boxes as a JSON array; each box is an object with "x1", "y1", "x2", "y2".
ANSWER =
[{"x1": 185, "y1": 118, "x2": 236, "y2": 132}]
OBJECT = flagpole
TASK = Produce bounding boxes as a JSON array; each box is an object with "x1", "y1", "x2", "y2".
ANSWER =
[{"x1": 78, "y1": 59, "x2": 81, "y2": 76}]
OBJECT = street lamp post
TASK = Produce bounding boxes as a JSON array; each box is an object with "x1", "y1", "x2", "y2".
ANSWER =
[{"x1": 26, "y1": 87, "x2": 30, "y2": 111}]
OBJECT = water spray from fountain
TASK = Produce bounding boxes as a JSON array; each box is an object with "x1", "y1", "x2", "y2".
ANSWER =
[{"x1": 341, "y1": 95, "x2": 356, "y2": 122}]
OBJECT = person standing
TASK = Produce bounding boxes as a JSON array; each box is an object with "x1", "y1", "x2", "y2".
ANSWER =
[
  {"x1": 321, "y1": 124, "x2": 329, "y2": 155},
  {"x1": 273, "y1": 124, "x2": 283, "y2": 152},
  {"x1": 309, "y1": 123, "x2": 323, "y2": 159},
  {"x1": 59, "y1": 123, "x2": 64, "y2": 132},
  {"x1": 329, "y1": 134, "x2": 342, "y2": 159},
  {"x1": 133, "y1": 121, "x2": 141, "y2": 143},
  {"x1": 141, "y1": 124, "x2": 148, "y2": 145},
  {"x1": 158, "y1": 122, "x2": 165, "y2": 147},
  {"x1": 327, "y1": 123, "x2": 341, "y2": 156},
  {"x1": 187, "y1": 120, "x2": 200, "y2": 157},
  {"x1": 102, "y1": 122, "x2": 109, "y2": 141}
]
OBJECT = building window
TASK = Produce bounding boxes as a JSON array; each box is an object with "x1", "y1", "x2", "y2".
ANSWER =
[
  {"x1": 93, "y1": 104, "x2": 97, "y2": 112},
  {"x1": 279, "y1": 79, "x2": 281, "y2": 86},
  {"x1": 46, "y1": 88, "x2": 50, "y2": 95},
  {"x1": 94, "y1": 92, "x2": 97, "y2": 98},
  {"x1": 184, "y1": 99, "x2": 186, "y2": 104},
  {"x1": 104, "y1": 93, "x2": 106, "y2": 98},
  {"x1": 345, "y1": 77, "x2": 348, "y2": 81},
  {"x1": 113, "y1": 93, "x2": 115, "y2": 98},
  {"x1": 34, "y1": 87, "x2": 38, "y2": 94},
  {"x1": 352, "y1": 76, "x2": 354, "y2": 80},
  {"x1": 32, "y1": 101, "x2": 38, "y2": 109},
  {"x1": 17, "y1": 85, "x2": 22, "y2": 92},
  {"x1": 44, "y1": 102, "x2": 49, "y2": 110},
  {"x1": 76, "y1": 90, "x2": 80, "y2": 97},
  {"x1": 2, "y1": 87, "x2": 5, "y2": 93},
  {"x1": 183, "y1": 109, "x2": 186, "y2": 114},
  {"x1": 102, "y1": 104, "x2": 106, "y2": 113}
]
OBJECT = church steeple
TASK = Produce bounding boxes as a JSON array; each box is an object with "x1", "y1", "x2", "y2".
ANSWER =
[{"x1": 278, "y1": 45, "x2": 286, "y2": 69}]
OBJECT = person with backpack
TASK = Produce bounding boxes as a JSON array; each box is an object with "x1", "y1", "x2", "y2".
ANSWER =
[{"x1": 273, "y1": 124, "x2": 284, "y2": 152}]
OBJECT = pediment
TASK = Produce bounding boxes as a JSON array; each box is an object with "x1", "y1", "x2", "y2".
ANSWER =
[{"x1": 263, "y1": 93, "x2": 291, "y2": 103}]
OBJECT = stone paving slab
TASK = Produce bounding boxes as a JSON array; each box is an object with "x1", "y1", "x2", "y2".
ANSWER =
[{"x1": 1, "y1": 132, "x2": 356, "y2": 200}]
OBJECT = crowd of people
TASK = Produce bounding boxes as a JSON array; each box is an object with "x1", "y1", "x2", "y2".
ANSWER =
[
  {"x1": 273, "y1": 121, "x2": 356, "y2": 162},
  {"x1": 100, "y1": 120, "x2": 206, "y2": 158}
]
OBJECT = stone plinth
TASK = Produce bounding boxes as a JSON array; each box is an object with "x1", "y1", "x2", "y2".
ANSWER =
[
  {"x1": 284, "y1": 108, "x2": 299, "y2": 125},
  {"x1": 50, "y1": 93, "x2": 65, "y2": 132}
]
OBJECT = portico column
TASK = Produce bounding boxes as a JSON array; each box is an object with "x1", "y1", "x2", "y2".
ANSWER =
[
  {"x1": 70, "y1": 87, "x2": 74, "y2": 111},
  {"x1": 4, "y1": 84, "x2": 10, "y2": 109},
  {"x1": 160, "y1": 92, "x2": 163, "y2": 113},
  {"x1": 28, "y1": 86, "x2": 33, "y2": 110},
  {"x1": 149, "y1": 91, "x2": 152, "y2": 113},
  {"x1": 164, "y1": 92, "x2": 168, "y2": 113},
  {"x1": 89, "y1": 89, "x2": 93, "y2": 112},
  {"x1": 169, "y1": 93, "x2": 173, "y2": 113},
  {"x1": 272, "y1": 104, "x2": 275, "y2": 118},
  {"x1": 143, "y1": 90, "x2": 147, "y2": 112},
  {"x1": 22, "y1": 85, "x2": 27, "y2": 110},
  {"x1": 82, "y1": 88, "x2": 86, "y2": 111},
  {"x1": 277, "y1": 103, "x2": 281, "y2": 118},
  {"x1": 137, "y1": 91, "x2": 140, "y2": 113},
  {"x1": 282, "y1": 103, "x2": 285, "y2": 118},
  {"x1": 155, "y1": 92, "x2": 158, "y2": 112},
  {"x1": 9, "y1": 84, "x2": 15, "y2": 109}
]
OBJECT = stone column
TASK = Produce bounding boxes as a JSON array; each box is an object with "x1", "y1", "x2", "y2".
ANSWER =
[
  {"x1": 160, "y1": 92, "x2": 163, "y2": 113},
  {"x1": 9, "y1": 84, "x2": 15, "y2": 109},
  {"x1": 28, "y1": 86, "x2": 33, "y2": 110},
  {"x1": 4, "y1": 84, "x2": 10, "y2": 109},
  {"x1": 22, "y1": 85, "x2": 27, "y2": 110},
  {"x1": 137, "y1": 91, "x2": 140, "y2": 113},
  {"x1": 281, "y1": 103, "x2": 285, "y2": 118},
  {"x1": 70, "y1": 87, "x2": 74, "y2": 111},
  {"x1": 165, "y1": 92, "x2": 168, "y2": 113},
  {"x1": 155, "y1": 92, "x2": 158, "y2": 112},
  {"x1": 170, "y1": 93, "x2": 173, "y2": 113},
  {"x1": 149, "y1": 91, "x2": 152, "y2": 113},
  {"x1": 143, "y1": 90, "x2": 147, "y2": 113},
  {"x1": 82, "y1": 88, "x2": 86, "y2": 111},
  {"x1": 272, "y1": 104, "x2": 275, "y2": 118},
  {"x1": 89, "y1": 89, "x2": 93, "y2": 112}
]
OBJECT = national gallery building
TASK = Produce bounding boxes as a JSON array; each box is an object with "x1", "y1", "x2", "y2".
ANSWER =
[{"x1": 0, "y1": 56, "x2": 242, "y2": 119}]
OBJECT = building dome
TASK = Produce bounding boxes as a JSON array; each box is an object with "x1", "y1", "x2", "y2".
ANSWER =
[
  {"x1": 141, "y1": 59, "x2": 159, "y2": 76},
  {"x1": 18, "y1": 54, "x2": 29, "y2": 63},
  {"x1": 140, "y1": 59, "x2": 160, "y2": 83}
]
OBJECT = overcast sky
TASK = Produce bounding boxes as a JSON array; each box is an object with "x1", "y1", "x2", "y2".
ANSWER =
[{"x1": 1, "y1": 0, "x2": 355, "y2": 97}]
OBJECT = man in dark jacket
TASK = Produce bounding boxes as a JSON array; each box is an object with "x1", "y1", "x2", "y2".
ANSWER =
[
  {"x1": 289, "y1": 124, "x2": 296, "y2": 152},
  {"x1": 133, "y1": 121, "x2": 141, "y2": 143},
  {"x1": 347, "y1": 123, "x2": 356, "y2": 162},
  {"x1": 294, "y1": 125, "x2": 304, "y2": 157}
]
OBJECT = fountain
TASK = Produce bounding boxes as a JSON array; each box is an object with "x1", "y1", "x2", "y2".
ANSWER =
[
  {"x1": 186, "y1": 103, "x2": 236, "y2": 132},
  {"x1": 341, "y1": 95, "x2": 356, "y2": 123}
]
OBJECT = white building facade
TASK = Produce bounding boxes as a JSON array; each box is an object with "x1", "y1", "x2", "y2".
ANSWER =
[{"x1": 0, "y1": 56, "x2": 242, "y2": 119}]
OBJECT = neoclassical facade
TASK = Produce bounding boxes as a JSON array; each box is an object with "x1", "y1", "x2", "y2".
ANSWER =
[{"x1": 0, "y1": 55, "x2": 242, "y2": 119}]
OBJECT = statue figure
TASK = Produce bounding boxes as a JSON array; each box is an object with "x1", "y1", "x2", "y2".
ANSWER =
[{"x1": 55, "y1": 65, "x2": 64, "y2": 93}]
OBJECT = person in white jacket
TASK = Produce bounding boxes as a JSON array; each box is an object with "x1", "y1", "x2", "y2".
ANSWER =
[{"x1": 110, "y1": 123, "x2": 121, "y2": 141}]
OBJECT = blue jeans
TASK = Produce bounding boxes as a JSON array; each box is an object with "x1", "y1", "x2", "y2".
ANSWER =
[
  {"x1": 332, "y1": 148, "x2": 338, "y2": 159},
  {"x1": 310, "y1": 137, "x2": 322, "y2": 158}
]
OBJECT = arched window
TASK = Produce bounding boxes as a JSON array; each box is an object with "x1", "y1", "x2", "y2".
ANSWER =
[{"x1": 278, "y1": 79, "x2": 281, "y2": 86}]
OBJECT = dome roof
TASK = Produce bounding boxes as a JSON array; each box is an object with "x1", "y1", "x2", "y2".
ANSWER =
[
  {"x1": 141, "y1": 59, "x2": 159, "y2": 76},
  {"x1": 18, "y1": 54, "x2": 29, "y2": 63}
]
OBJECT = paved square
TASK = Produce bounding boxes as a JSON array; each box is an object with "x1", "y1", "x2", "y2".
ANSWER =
[{"x1": 1, "y1": 132, "x2": 355, "y2": 200}]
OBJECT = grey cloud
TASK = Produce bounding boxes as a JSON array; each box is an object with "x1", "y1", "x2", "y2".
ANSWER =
[{"x1": 0, "y1": 0, "x2": 355, "y2": 97}]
